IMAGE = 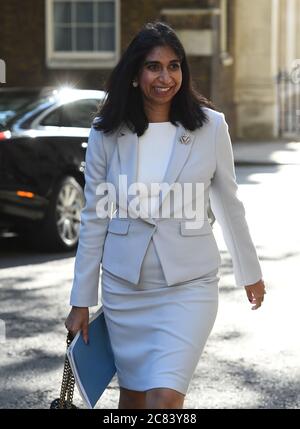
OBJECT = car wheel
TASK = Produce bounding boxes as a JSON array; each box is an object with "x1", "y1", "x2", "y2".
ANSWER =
[{"x1": 41, "y1": 176, "x2": 85, "y2": 251}]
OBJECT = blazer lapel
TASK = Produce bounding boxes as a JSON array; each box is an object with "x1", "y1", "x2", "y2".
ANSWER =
[
  {"x1": 117, "y1": 124, "x2": 156, "y2": 225},
  {"x1": 117, "y1": 121, "x2": 195, "y2": 221},
  {"x1": 117, "y1": 123, "x2": 138, "y2": 202},
  {"x1": 158, "y1": 122, "x2": 196, "y2": 211}
]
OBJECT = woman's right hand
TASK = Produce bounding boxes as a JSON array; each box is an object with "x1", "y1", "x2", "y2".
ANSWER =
[{"x1": 65, "y1": 306, "x2": 89, "y2": 344}]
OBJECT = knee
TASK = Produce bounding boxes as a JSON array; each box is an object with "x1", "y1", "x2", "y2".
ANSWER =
[
  {"x1": 146, "y1": 388, "x2": 185, "y2": 409},
  {"x1": 119, "y1": 388, "x2": 146, "y2": 409}
]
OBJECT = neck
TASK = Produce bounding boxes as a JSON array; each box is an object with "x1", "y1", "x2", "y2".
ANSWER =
[{"x1": 143, "y1": 100, "x2": 171, "y2": 123}]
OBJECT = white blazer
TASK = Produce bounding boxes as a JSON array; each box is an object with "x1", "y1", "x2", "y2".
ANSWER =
[{"x1": 70, "y1": 108, "x2": 262, "y2": 307}]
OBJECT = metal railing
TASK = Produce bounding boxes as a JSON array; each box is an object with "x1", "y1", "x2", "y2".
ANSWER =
[{"x1": 277, "y1": 64, "x2": 300, "y2": 138}]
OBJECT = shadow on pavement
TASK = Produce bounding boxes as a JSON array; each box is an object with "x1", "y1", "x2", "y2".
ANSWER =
[
  {"x1": 236, "y1": 164, "x2": 282, "y2": 185},
  {"x1": 214, "y1": 358, "x2": 300, "y2": 409},
  {"x1": 0, "y1": 235, "x2": 75, "y2": 269}
]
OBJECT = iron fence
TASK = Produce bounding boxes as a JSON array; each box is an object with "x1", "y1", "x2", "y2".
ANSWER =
[{"x1": 277, "y1": 65, "x2": 300, "y2": 138}]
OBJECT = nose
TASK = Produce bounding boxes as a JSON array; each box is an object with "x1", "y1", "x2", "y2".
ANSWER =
[{"x1": 159, "y1": 68, "x2": 172, "y2": 84}]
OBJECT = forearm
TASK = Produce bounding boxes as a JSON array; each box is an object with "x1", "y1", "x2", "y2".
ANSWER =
[{"x1": 210, "y1": 113, "x2": 262, "y2": 286}]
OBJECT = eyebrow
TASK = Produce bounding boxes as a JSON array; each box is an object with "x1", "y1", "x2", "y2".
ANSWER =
[{"x1": 144, "y1": 59, "x2": 181, "y2": 66}]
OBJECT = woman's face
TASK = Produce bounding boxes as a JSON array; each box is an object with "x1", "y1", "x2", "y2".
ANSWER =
[{"x1": 137, "y1": 45, "x2": 182, "y2": 108}]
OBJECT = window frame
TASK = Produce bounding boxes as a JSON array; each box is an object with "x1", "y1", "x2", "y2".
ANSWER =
[{"x1": 45, "y1": 0, "x2": 120, "y2": 69}]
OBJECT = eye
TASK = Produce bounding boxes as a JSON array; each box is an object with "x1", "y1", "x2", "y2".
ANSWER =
[
  {"x1": 170, "y1": 63, "x2": 180, "y2": 70},
  {"x1": 147, "y1": 64, "x2": 160, "y2": 72}
]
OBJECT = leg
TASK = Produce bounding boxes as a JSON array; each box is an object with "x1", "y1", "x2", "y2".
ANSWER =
[
  {"x1": 118, "y1": 386, "x2": 147, "y2": 409},
  {"x1": 145, "y1": 388, "x2": 185, "y2": 409}
]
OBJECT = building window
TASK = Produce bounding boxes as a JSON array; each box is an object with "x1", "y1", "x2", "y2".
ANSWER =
[{"x1": 46, "y1": 0, "x2": 120, "y2": 68}]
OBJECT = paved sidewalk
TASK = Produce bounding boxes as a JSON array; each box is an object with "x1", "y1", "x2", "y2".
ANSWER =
[
  {"x1": 233, "y1": 140, "x2": 300, "y2": 165},
  {"x1": 1, "y1": 139, "x2": 299, "y2": 409}
]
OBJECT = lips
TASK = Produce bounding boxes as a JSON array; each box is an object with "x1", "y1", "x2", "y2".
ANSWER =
[{"x1": 153, "y1": 86, "x2": 174, "y2": 95}]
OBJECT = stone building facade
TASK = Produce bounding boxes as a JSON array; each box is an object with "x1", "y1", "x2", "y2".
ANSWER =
[{"x1": 1, "y1": 0, "x2": 300, "y2": 139}]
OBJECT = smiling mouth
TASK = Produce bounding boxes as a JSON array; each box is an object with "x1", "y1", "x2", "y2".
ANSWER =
[{"x1": 153, "y1": 86, "x2": 174, "y2": 95}]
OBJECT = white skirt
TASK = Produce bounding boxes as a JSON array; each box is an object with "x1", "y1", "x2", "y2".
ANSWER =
[{"x1": 101, "y1": 238, "x2": 219, "y2": 395}]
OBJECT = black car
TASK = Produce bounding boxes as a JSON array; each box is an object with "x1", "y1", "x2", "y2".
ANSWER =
[{"x1": 0, "y1": 87, "x2": 106, "y2": 251}]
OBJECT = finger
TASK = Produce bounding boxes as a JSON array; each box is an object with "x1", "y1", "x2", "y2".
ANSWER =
[
  {"x1": 252, "y1": 304, "x2": 261, "y2": 310},
  {"x1": 65, "y1": 322, "x2": 71, "y2": 331},
  {"x1": 82, "y1": 325, "x2": 89, "y2": 345},
  {"x1": 251, "y1": 299, "x2": 262, "y2": 310},
  {"x1": 246, "y1": 289, "x2": 253, "y2": 302}
]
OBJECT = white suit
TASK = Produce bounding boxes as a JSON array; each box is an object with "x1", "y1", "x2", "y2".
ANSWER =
[{"x1": 70, "y1": 108, "x2": 262, "y2": 307}]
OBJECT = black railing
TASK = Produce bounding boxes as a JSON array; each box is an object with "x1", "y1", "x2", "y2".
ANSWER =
[
  {"x1": 277, "y1": 66, "x2": 300, "y2": 137},
  {"x1": 277, "y1": 65, "x2": 300, "y2": 138}
]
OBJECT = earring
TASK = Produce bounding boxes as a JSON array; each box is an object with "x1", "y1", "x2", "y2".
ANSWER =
[{"x1": 132, "y1": 81, "x2": 138, "y2": 88}]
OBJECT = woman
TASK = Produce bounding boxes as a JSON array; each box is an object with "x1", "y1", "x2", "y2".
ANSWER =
[{"x1": 65, "y1": 22, "x2": 266, "y2": 409}]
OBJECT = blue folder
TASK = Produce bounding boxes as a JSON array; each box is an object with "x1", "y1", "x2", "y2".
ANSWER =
[{"x1": 67, "y1": 307, "x2": 117, "y2": 408}]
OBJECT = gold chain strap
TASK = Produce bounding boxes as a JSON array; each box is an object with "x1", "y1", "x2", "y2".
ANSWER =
[{"x1": 50, "y1": 332, "x2": 78, "y2": 409}]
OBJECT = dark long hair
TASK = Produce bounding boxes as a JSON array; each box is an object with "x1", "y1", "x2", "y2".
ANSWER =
[{"x1": 94, "y1": 21, "x2": 214, "y2": 136}]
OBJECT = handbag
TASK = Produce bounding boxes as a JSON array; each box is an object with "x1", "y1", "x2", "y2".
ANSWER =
[{"x1": 50, "y1": 332, "x2": 78, "y2": 409}]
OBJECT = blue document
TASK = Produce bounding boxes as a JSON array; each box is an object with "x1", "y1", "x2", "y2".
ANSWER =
[{"x1": 67, "y1": 307, "x2": 116, "y2": 409}]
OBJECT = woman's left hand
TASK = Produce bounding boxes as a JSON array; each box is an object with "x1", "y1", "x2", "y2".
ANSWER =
[{"x1": 244, "y1": 279, "x2": 266, "y2": 310}]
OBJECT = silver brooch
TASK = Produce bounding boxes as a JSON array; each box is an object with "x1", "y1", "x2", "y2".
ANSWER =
[{"x1": 179, "y1": 134, "x2": 191, "y2": 145}]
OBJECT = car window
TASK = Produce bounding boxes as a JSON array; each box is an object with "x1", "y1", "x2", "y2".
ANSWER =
[
  {"x1": 40, "y1": 107, "x2": 62, "y2": 126},
  {"x1": 0, "y1": 95, "x2": 35, "y2": 112},
  {"x1": 0, "y1": 92, "x2": 46, "y2": 127},
  {"x1": 41, "y1": 99, "x2": 100, "y2": 128}
]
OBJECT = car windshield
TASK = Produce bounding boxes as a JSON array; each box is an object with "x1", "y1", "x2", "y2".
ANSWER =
[{"x1": 0, "y1": 91, "x2": 52, "y2": 129}]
